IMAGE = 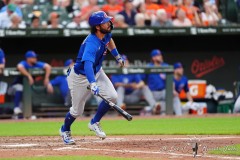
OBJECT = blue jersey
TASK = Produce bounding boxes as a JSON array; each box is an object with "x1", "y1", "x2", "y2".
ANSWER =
[
  {"x1": 145, "y1": 62, "x2": 169, "y2": 91},
  {"x1": 74, "y1": 33, "x2": 112, "y2": 75},
  {"x1": 111, "y1": 74, "x2": 142, "y2": 95},
  {"x1": 174, "y1": 76, "x2": 189, "y2": 94},
  {"x1": 50, "y1": 75, "x2": 68, "y2": 99},
  {"x1": 13, "y1": 60, "x2": 46, "y2": 84},
  {"x1": 0, "y1": 49, "x2": 5, "y2": 64}
]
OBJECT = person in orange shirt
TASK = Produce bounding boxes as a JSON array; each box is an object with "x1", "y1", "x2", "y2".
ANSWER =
[
  {"x1": 159, "y1": 0, "x2": 176, "y2": 18},
  {"x1": 102, "y1": 0, "x2": 123, "y2": 17},
  {"x1": 80, "y1": 0, "x2": 101, "y2": 21},
  {"x1": 145, "y1": 0, "x2": 160, "y2": 16},
  {"x1": 182, "y1": 0, "x2": 201, "y2": 26}
]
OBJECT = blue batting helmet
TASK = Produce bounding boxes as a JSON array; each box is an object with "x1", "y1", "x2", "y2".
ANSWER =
[{"x1": 89, "y1": 11, "x2": 113, "y2": 27}]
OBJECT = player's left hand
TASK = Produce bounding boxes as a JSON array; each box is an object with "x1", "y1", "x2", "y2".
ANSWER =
[
  {"x1": 44, "y1": 78, "x2": 49, "y2": 87},
  {"x1": 90, "y1": 82, "x2": 100, "y2": 95},
  {"x1": 117, "y1": 57, "x2": 125, "y2": 67}
]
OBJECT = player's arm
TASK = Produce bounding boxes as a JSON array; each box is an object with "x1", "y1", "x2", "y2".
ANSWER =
[
  {"x1": 0, "y1": 56, "x2": 5, "y2": 74},
  {"x1": 184, "y1": 79, "x2": 193, "y2": 102},
  {"x1": 186, "y1": 92, "x2": 193, "y2": 102},
  {"x1": 43, "y1": 63, "x2": 52, "y2": 86},
  {"x1": 108, "y1": 38, "x2": 124, "y2": 67},
  {"x1": 17, "y1": 63, "x2": 34, "y2": 85}
]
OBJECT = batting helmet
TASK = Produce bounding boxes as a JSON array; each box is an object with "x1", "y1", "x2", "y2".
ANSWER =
[{"x1": 89, "y1": 11, "x2": 113, "y2": 27}]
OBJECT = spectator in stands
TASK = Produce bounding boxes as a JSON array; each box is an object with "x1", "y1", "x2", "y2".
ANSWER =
[
  {"x1": 0, "y1": 2, "x2": 23, "y2": 18},
  {"x1": 0, "y1": 48, "x2": 5, "y2": 75},
  {"x1": 132, "y1": 0, "x2": 144, "y2": 8},
  {"x1": 30, "y1": 15, "x2": 41, "y2": 28},
  {"x1": 111, "y1": 55, "x2": 160, "y2": 113},
  {"x1": 134, "y1": 13, "x2": 145, "y2": 27},
  {"x1": 201, "y1": 1, "x2": 220, "y2": 26},
  {"x1": 52, "y1": 0, "x2": 71, "y2": 8},
  {"x1": 172, "y1": 8, "x2": 192, "y2": 26},
  {"x1": 136, "y1": 2, "x2": 155, "y2": 26},
  {"x1": 159, "y1": 0, "x2": 176, "y2": 18},
  {"x1": 47, "y1": 12, "x2": 63, "y2": 28},
  {"x1": 102, "y1": 0, "x2": 123, "y2": 17},
  {"x1": 7, "y1": 51, "x2": 51, "y2": 117},
  {"x1": 144, "y1": 0, "x2": 159, "y2": 16},
  {"x1": 9, "y1": 14, "x2": 26, "y2": 28},
  {"x1": 182, "y1": 0, "x2": 202, "y2": 26},
  {"x1": 47, "y1": 59, "x2": 74, "y2": 107},
  {"x1": 0, "y1": 0, "x2": 10, "y2": 10},
  {"x1": 118, "y1": 0, "x2": 137, "y2": 26},
  {"x1": 0, "y1": 3, "x2": 18, "y2": 28},
  {"x1": 113, "y1": 14, "x2": 129, "y2": 28},
  {"x1": 173, "y1": 62, "x2": 194, "y2": 116},
  {"x1": 80, "y1": 0, "x2": 101, "y2": 21},
  {"x1": 66, "y1": 11, "x2": 89, "y2": 28},
  {"x1": 14, "y1": 0, "x2": 34, "y2": 6},
  {"x1": 144, "y1": 49, "x2": 169, "y2": 115},
  {"x1": 151, "y1": 9, "x2": 173, "y2": 26}
]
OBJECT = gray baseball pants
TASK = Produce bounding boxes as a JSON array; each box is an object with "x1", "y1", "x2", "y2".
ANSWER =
[{"x1": 67, "y1": 68, "x2": 117, "y2": 118}]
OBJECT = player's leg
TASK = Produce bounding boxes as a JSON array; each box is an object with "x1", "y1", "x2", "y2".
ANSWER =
[
  {"x1": 116, "y1": 86, "x2": 126, "y2": 109},
  {"x1": 60, "y1": 69, "x2": 91, "y2": 144},
  {"x1": 152, "y1": 90, "x2": 166, "y2": 114},
  {"x1": 88, "y1": 69, "x2": 118, "y2": 139},
  {"x1": 173, "y1": 96, "x2": 183, "y2": 116},
  {"x1": 11, "y1": 84, "x2": 23, "y2": 115},
  {"x1": 233, "y1": 96, "x2": 240, "y2": 113}
]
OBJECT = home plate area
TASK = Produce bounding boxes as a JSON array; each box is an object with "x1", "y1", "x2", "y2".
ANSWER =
[{"x1": 0, "y1": 135, "x2": 240, "y2": 160}]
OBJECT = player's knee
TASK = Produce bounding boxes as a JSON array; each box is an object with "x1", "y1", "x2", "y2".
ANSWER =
[{"x1": 70, "y1": 107, "x2": 82, "y2": 118}]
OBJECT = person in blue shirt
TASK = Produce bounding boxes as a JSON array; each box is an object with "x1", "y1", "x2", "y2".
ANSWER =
[
  {"x1": 111, "y1": 55, "x2": 160, "y2": 113},
  {"x1": 144, "y1": 49, "x2": 169, "y2": 115},
  {"x1": 0, "y1": 48, "x2": 5, "y2": 75},
  {"x1": 8, "y1": 51, "x2": 51, "y2": 116},
  {"x1": 59, "y1": 11, "x2": 125, "y2": 145},
  {"x1": 173, "y1": 62, "x2": 194, "y2": 116},
  {"x1": 118, "y1": 0, "x2": 136, "y2": 26},
  {"x1": 47, "y1": 59, "x2": 74, "y2": 107}
]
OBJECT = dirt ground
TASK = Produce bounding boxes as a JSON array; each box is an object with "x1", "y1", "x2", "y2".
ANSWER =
[
  {"x1": 0, "y1": 135, "x2": 240, "y2": 160},
  {"x1": 0, "y1": 115, "x2": 240, "y2": 160}
]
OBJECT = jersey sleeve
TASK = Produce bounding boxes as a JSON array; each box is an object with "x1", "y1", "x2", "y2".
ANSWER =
[
  {"x1": 18, "y1": 61, "x2": 27, "y2": 68},
  {"x1": 134, "y1": 74, "x2": 142, "y2": 83},
  {"x1": 50, "y1": 76, "x2": 61, "y2": 86},
  {"x1": 111, "y1": 75, "x2": 121, "y2": 85},
  {"x1": 81, "y1": 42, "x2": 98, "y2": 63},
  {"x1": 35, "y1": 61, "x2": 46, "y2": 69}
]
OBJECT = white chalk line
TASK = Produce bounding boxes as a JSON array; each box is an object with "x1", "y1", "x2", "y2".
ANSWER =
[
  {"x1": 0, "y1": 144, "x2": 38, "y2": 147},
  {"x1": 53, "y1": 146, "x2": 240, "y2": 160}
]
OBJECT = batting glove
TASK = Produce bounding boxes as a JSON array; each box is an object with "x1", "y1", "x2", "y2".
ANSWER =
[
  {"x1": 116, "y1": 55, "x2": 125, "y2": 67},
  {"x1": 90, "y1": 82, "x2": 99, "y2": 95}
]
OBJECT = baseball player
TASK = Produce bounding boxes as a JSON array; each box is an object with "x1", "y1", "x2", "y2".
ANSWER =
[
  {"x1": 59, "y1": 11, "x2": 125, "y2": 144},
  {"x1": 144, "y1": 49, "x2": 169, "y2": 115},
  {"x1": 0, "y1": 48, "x2": 5, "y2": 75},
  {"x1": 111, "y1": 55, "x2": 160, "y2": 113},
  {"x1": 173, "y1": 62, "x2": 198, "y2": 115},
  {"x1": 47, "y1": 59, "x2": 74, "y2": 107},
  {"x1": 8, "y1": 51, "x2": 51, "y2": 116}
]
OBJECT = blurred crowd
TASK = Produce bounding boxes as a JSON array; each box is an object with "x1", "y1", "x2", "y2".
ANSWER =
[{"x1": 0, "y1": 0, "x2": 239, "y2": 29}]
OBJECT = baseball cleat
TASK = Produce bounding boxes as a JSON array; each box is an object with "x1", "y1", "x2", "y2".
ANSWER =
[
  {"x1": 59, "y1": 127, "x2": 75, "y2": 145},
  {"x1": 14, "y1": 107, "x2": 22, "y2": 115},
  {"x1": 88, "y1": 122, "x2": 106, "y2": 139},
  {"x1": 152, "y1": 103, "x2": 161, "y2": 115}
]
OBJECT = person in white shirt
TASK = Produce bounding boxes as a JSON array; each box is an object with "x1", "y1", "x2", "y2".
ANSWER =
[
  {"x1": 47, "y1": 12, "x2": 63, "y2": 29},
  {"x1": 0, "y1": 3, "x2": 17, "y2": 28},
  {"x1": 173, "y1": 8, "x2": 192, "y2": 27},
  {"x1": 66, "y1": 12, "x2": 89, "y2": 28}
]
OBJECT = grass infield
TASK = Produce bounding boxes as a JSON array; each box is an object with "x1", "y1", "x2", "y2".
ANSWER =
[{"x1": 0, "y1": 116, "x2": 239, "y2": 136}]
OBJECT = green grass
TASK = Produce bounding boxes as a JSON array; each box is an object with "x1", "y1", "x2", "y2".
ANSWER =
[
  {"x1": 0, "y1": 156, "x2": 138, "y2": 160},
  {"x1": 209, "y1": 144, "x2": 240, "y2": 156},
  {"x1": 0, "y1": 117, "x2": 240, "y2": 136}
]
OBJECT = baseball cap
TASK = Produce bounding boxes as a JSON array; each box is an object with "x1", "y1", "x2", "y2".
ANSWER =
[
  {"x1": 174, "y1": 62, "x2": 183, "y2": 69},
  {"x1": 64, "y1": 59, "x2": 73, "y2": 67},
  {"x1": 25, "y1": 50, "x2": 37, "y2": 58},
  {"x1": 150, "y1": 49, "x2": 162, "y2": 57},
  {"x1": 7, "y1": 3, "x2": 16, "y2": 12}
]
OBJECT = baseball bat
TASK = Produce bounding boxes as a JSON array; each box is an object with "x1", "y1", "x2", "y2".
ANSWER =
[{"x1": 87, "y1": 86, "x2": 133, "y2": 121}]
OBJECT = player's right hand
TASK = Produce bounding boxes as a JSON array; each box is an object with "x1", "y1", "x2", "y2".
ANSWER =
[
  {"x1": 27, "y1": 75, "x2": 34, "y2": 85},
  {"x1": 117, "y1": 57, "x2": 125, "y2": 67},
  {"x1": 90, "y1": 82, "x2": 99, "y2": 95}
]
